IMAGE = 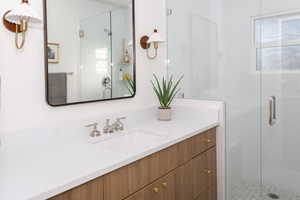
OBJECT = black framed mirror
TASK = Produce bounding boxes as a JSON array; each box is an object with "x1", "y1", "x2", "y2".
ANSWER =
[{"x1": 44, "y1": 0, "x2": 136, "y2": 106}]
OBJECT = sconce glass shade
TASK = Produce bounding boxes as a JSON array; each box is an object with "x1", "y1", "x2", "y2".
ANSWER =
[
  {"x1": 147, "y1": 29, "x2": 165, "y2": 44},
  {"x1": 128, "y1": 40, "x2": 133, "y2": 47},
  {"x1": 5, "y1": 2, "x2": 42, "y2": 24}
]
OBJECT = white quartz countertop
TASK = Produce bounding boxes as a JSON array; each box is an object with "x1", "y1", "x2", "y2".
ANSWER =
[{"x1": 0, "y1": 100, "x2": 223, "y2": 200}]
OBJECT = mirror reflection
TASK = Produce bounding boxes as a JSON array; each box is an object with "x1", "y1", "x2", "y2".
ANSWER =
[{"x1": 45, "y1": 0, "x2": 135, "y2": 106}]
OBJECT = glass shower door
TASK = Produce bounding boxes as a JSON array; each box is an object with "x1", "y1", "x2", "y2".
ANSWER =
[
  {"x1": 257, "y1": 11, "x2": 300, "y2": 199},
  {"x1": 79, "y1": 12, "x2": 112, "y2": 101}
]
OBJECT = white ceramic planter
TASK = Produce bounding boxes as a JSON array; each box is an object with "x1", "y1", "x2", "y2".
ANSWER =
[{"x1": 158, "y1": 107, "x2": 172, "y2": 121}]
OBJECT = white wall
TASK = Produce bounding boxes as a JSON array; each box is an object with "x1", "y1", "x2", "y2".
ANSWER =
[
  {"x1": 0, "y1": 0, "x2": 167, "y2": 133},
  {"x1": 167, "y1": 0, "x2": 222, "y2": 99}
]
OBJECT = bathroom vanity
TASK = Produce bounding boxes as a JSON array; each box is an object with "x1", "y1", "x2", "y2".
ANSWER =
[
  {"x1": 49, "y1": 128, "x2": 216, "y2": 200},
  {"x1": 0, "y1": 100, "x2": 224, "y2": 200}
]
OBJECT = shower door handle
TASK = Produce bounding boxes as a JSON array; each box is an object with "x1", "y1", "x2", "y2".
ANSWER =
[{"x1": 269, "y1": 96, "x2": 276, "y2": 126}]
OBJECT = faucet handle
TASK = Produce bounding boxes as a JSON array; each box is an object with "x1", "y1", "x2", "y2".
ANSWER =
[
  {"x1": 115, "y1": 117, "x2": 127, "y2": 131},
  {"x1": 85, "y1": 123, "x2": 101, "y2": 137},
  {"x1": 86, "y1": 123, "x2": 99, "y2": 129},
  {"x1": 117, "y1": 117, "x2": 127, "y2": 121}
]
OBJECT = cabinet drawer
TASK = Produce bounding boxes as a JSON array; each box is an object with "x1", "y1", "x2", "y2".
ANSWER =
[
  {"x1": 177, "y1": 128, "x2": 216, "y2": 165},
  {"x1": 124, "y1": 171, "x2": 176, "y2": 200},
  {"x1": 192, "y1": 147, "x2": 217, "y2": 199},
  {"x1": 49, "y1": 177, "x2": 104, "y2": 200},
  {"x1": 104, "y1": 145, "x2": 178, "y2": 200},
  {"x1": 191, "y1": 128, "x2": 216, "y2": 157},
  {"x1": 144, "y1": 170, "x2": 176, "y2": 200}
]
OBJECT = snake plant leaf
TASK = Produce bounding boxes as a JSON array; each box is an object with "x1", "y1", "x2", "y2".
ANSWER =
[
  {"x1": 151, "y1": 81, "x2": 164, "y2": 107},
  {"x1": 167, "y1": 88, "x2": 181, "y2": 107},
  {"x1": 151, "y1": 74, "x2": 183, "y2": 108},
  {"x1": 168, "y1": 75, "x2": 183, "y2": 101},
  {"x1": 153, "y1": 74, "x2": 163, "y2": 99}
]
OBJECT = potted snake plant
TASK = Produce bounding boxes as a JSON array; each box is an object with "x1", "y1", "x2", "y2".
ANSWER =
[{"x1": 151, "y1": 74, "x2": 183, "y2": 121}]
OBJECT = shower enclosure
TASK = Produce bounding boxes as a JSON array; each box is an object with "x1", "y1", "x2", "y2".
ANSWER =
[
  {"x1": 79, "y1": 8, "x2": 132, "y2": 101},
  {"x1": 80, "y1": 11, "x2": 112, "y2": 100},
  {"x1": 167, "y1": 0, "x2": 300, "y2": 199}
]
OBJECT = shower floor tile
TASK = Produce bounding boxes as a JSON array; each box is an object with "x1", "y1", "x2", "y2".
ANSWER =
[{"x1": 230, "y1": 181, "x2": 300, "y2": 200}]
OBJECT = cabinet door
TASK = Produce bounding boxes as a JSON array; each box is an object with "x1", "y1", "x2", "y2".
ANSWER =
[
  {"x1": 193, "y1": 147, "x2": 217, "y2": 200},
  {"x1": 148, "y1": 145, "x2": 178, "y2": 183},
  {"x1": 206, "y1": 147, "x2": 217, "y2": 188},
  {"x1": 191, "y1": 151, "x2": 208, "y2": 199},
  {"x1": 161, "y1": 171, "x2": 176, "y2": 200},
  {"x1": 174, "y1": 161, "x2": 194, "y2": 200},
  {"x1": 104, "y1": 158, "x2": 150, "y2": 200},
  {"x1": 49, "y1": 178, "x2": 103, "y2": 200},
  {"x1": 195, "y1": 187, "x2": 217, "y2": 200}
]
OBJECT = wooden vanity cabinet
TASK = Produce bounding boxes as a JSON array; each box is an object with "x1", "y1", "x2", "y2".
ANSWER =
[{"x1": 49, "y1": 128, "x2": 217, "y2": 200}]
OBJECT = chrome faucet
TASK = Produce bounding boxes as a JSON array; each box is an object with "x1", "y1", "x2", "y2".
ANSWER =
[
  {"x1": 85, "y1": 123, "x2": 101, "y2": 137},
  {"x1": 103, "y1": 117, "x2": 127, "y2": 133},
  {"x1": 113, "y1": 117, "x2": 126, "y2": 131}
]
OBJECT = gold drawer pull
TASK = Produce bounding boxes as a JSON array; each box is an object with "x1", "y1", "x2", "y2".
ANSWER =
[
  {"x1": 162, "y1": 182, "x2": 168, "y2": 188},
  {"x1": 202, "y1": 138, "x2": 213, "y2": 143},
  {"x1": 153, "y1": 187, "x2": 160, "y2": 193},
  {"x1": 203, "y1": 169, "x2": 212, "y2": 174}
]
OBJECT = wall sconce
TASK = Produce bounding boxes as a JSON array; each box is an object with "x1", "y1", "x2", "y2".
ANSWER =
[
  {"x1": 140, "y1": 29, "x2": 165, "y2": 60},
  {"x1": 2, "y1": 0, "x2": 42, "y2": 49}
]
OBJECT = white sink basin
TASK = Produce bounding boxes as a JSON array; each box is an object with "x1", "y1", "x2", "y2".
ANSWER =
[{"x1": 90, "y1": 129, "x2": 168, "y2": 154}]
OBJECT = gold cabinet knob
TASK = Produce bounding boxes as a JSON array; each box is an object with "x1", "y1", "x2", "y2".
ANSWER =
[
  {"x1": 153, "y1": 187, "x2": 159, "y2": 193},
  {"x1": 202, "y1": 138, "x2": 212, "y2": 143},
  {"x1": 162, "y1": 182, "x2": 168, "y2": 188},
  {"x1": 205, "y1": 169, "x2": 212, "y2": 174}
]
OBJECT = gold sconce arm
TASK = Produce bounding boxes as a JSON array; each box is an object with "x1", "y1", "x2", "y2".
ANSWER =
[{"x1": 15, "y1": 19, "x2": 28, "y2": 49}]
